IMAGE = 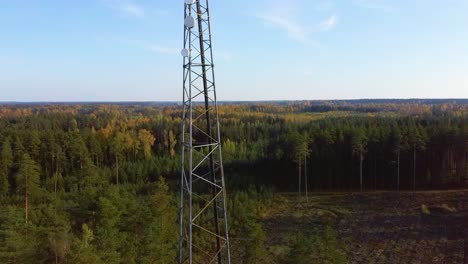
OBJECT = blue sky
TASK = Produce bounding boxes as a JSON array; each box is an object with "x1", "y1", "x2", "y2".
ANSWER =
[{"x1": 0, "y1": 0, "x2": 467, "y2": 101}]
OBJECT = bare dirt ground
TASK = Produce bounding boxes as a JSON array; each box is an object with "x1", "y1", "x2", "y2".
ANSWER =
[{"x1": 263, "y1": 190, "x2": 468, "y2": 263}]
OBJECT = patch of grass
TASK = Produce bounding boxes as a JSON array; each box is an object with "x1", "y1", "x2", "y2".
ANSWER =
[
  {"x1": 269, "y1": 245, "x2": 289, "y2": 258},
  {"x1": 440, "y1": 203, "x2": 457, "y2": 213},
  {"x1": 281, "y1": 225, "x2": 347, "y2": 264},
  {"x1": 421, "y1": 204, "x2": 431, "y2": 215}
]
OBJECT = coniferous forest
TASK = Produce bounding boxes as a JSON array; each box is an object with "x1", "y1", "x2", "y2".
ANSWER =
[{"x1": 0, "y1": 100, "x2": 467, "y2": 263}]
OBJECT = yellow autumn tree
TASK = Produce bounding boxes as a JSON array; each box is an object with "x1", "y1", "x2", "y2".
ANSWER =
[{"x1": 138, "y1": 129, "x2": 156, "y2": 160}]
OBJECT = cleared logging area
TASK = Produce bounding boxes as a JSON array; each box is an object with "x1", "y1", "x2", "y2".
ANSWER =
[{"x1": 256, "y1": 190, "x2": 467, "y2": 263}]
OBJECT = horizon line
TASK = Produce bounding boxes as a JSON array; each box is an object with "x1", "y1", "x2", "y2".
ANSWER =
[{"x1": 0, "y1": 98, "x2": 467, "y2": 104}]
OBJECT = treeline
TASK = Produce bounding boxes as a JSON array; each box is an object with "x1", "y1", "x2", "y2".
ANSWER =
[
  {"x1": 0, "y1": 102, "x2": 466, "y2": 193},
  {"x1": 257, "y1": 115, "x2": 467, "y2": 191}
]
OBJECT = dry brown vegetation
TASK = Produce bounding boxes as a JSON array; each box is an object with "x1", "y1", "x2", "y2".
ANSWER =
[{"x1": 257, "y1": 190, "x2": 467, "y2": 263}]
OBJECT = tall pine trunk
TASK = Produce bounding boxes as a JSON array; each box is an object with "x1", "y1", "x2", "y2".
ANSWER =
[
  {"x1": 373, "y1": 155, "x2": 376, "y2": 191},
  {"x1": 298, "y1": 160, "x2": 301, "y2": 196},
  {"x1": 304, "y1": 156, "x2": 308, "y2": 202},
  {"x1": 360, "y1": 152, "x2": 363, "y2": 192},
  {"x1": 116, "y1": 156, "x2": 120, "y2": 185},
  {"x1": 55, "y1": 149, "x2": 60, "y2": 194},
  {"x1": 25, "y1": 173, "x2": 28, "y2": 224},
  {"x1": 397, "y1": 150, "x2": 400, "y2": 192},
  {"x1": 413, "y1": 147, "x2": 416, "y2": 191},
  {"x1": 55, "y1": 163, "x2": 58, "y2": 194}
]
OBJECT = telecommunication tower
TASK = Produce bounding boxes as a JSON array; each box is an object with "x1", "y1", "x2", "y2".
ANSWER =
[{"x1": 179, "y1": 0, "x2": 231, "y2": 263}]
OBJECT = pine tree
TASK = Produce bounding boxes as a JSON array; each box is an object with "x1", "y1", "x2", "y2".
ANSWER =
[
  {"x1": 68, "y1": 134, "x2": 91, "y2": 175},
  {"x1": 13, "y1": 136, "x2": 25, "y2": 166},
  {"x1": 291, "y1": 133, "x2": 309, "y2": 196},
  {"x1": 15, "y1": 153, "x2": 41, "y2": 224},
  {"x1": 27, "y1": 130, "x2": 41, "y2": 161},
  {"x1": 111, "y1": 132, "x2": 126, "y2": 185},
  {"x1": 408, "y1": 124, "x2": 427, "y2": 191},
  {"x1": 352, "y1": 128, "x2": 367, "y2": 192},
  {"x1": 68, "y1": 224, "x2": 102, "y2": 264},
  {"x1": 390, "y1": 125, "x2": 407, "y2": 191},
  {"x1": 96, "y1": 195, "x2": 121, "y2": 263},
  {"x1": 142, "y1": 177, "x2": 177, "y2": 263},
  {"x1": 33, "y1": 204, "x2": 72, "y2": 263},
  {"x1": 0, "y1": 206, "x2": 36, "y2": 263},
  {"x1": 244, "y1": 222, "x2": 267, "y2": 263},
  {"x1": 0, "y1": 138, "x2": 13, "y2": 195},
  {"x1": 222, "y1": 139, "x2": 236, "y2": 163}
]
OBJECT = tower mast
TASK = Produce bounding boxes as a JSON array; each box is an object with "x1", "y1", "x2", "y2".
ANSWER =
[{"x1": 179, "y1": 1, "x2": 231, "y2": 263}]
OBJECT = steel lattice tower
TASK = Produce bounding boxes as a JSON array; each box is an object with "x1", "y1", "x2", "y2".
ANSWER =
[{"x1": 179, "y1": 0, "x2": 231, "y2": 263}]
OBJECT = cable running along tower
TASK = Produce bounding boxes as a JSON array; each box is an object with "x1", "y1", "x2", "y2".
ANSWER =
[{"x1": 179, "y1": 0, "x2": 231, "y2": 263}]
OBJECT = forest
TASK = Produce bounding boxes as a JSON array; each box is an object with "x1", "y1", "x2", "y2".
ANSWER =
[{"x1": 0, "y1": 100, "x2": 466, "y2": 263}]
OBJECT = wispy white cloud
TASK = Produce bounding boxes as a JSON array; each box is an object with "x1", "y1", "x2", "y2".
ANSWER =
[
  {"x1": 316, "y1": 14, "x2": 339, "y2": 32},
  {"x1": 255, "y1": 13, "x2": 339, "y2": 42},
  {"x1": 352, "y1": 0, "x2": 392, "y2": 12},
  {"x1": 256, "y1": 15, "x2": 308, "y2": 42},
  {"x1": 104, "y1": 0, "x2": 146, "y2": 18},
  {"x1": 251, "y1": 0, "x2": 339, "y2": 43}
]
